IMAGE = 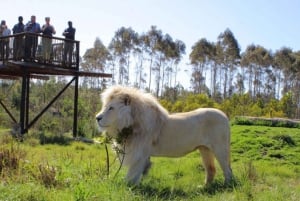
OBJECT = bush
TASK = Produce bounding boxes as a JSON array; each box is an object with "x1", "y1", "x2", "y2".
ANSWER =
[
  {"x1": 232, "y1": 117, "x2": 254, "y2": 125},
  {"x1": 38, "y1": 131, "x2": 72, "y2": 145},
  {"x1": 38, "y1": 163, "x2": 59, "y2": 187},
  {"x1": 272, "y1": 135, "x2": 296, "y2": 146},
  {"x1": 233, "y1": 116, "x2": 300, "y2": 128},
  {"x1": 0, "y1": 142, "x2": 26, "y2": 174}
]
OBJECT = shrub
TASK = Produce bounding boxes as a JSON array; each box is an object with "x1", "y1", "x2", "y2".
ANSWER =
[
  {"x1": 38, "y1": 131, "x2": 71, "y2": 145},
  {"x1": 233, "y1": 116, "x2": 300, "y2": 128},
  {"x1": 38, "y1": 163, "x2": 59, "y2": 187},
  {"x1": 0, "y1": 143, "x2": 26, "y2": 174},
  {"x1": 232, "y1": 117, "x2": 253, "y2": 125},
  {"x1": 272, "y1": 135, "x2": 296, "y2": 146}
]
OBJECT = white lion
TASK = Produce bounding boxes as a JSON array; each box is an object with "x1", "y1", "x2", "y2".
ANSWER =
[{"x1": 96, "y1": 85, "x2": 233, "y2": 185}]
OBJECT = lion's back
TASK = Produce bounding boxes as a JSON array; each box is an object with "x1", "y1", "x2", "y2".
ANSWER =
[
  {"x1": 171, "y1": 108, "x2": 228, "y2": 122},
  {"x1": 167, "y1": 107, "x2": 230, "y2": 140}
]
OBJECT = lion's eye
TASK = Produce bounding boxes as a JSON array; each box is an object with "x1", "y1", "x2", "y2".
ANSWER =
[{"x1": 108, "y1": 106, "x2": 114, "y2": 111}]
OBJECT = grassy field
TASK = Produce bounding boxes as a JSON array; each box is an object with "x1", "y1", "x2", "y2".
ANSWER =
[{"x1": 0, "y1": 125, "x2": 300, "y2": 201}]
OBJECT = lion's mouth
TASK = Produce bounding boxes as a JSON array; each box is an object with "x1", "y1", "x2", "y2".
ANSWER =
[{"x1": 98, "y1": 123, "x2": 109, "y2": 128}]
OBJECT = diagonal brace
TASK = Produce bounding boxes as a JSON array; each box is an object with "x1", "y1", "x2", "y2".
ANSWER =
[{"x1": 25, "y1": 76, "x2": 77, "y2": 132}]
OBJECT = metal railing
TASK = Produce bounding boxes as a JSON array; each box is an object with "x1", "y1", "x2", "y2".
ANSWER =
[{"x1": 0, "y1": 32, "x2": 79, "y2": 69}]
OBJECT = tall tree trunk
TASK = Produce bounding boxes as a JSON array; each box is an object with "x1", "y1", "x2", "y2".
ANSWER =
[
  {"x1": 223, "y1": 65, "x2": 228, "y2": 99},
  {"x1": 148, "y1": 57, "x2": 153, "y2": 90},
  {"x1": 211, "y1": 63, "x2": 218, "y2": 98}
]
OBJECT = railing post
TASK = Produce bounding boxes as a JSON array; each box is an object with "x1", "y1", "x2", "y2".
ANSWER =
[
  {"x1": 76, "y1": 41, "x2": 80, "y2": 70},
  {"x1": 0, "y1": 38, "x2": 4, "y2": 62}
]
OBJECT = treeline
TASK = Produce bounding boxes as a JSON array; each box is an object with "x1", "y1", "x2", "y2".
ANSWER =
[
  {"x1": 159, "y1": 89, "x2": 299, "y2": 119},
  {"x1": 80, "y1": 26, "x2": 300, "y2": 118},
  {"x1": 0, "y1": 77, "x2": 298, "y2": 138}
]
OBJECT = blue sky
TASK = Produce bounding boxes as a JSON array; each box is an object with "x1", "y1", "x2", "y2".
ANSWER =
[{"x1": 2, "y1": 0, "x2": 300, "y2": 86}]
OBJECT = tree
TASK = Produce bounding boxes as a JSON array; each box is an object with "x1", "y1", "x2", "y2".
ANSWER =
[
  {"x1": 189, "y1": 38, "x2": 213, "y2": 94},
  {"x1": 241, "y1": 44, "x2": 272, "y2": 99},
  {"x1": 155, "y1": 33, "x2": 173, "y2": 96},
  {"x1": 217, "y1": 28, "x2": 240, "y2": 98},
  {"x1": 280, "y1": 92, "x2": 296, "y2": 118},
  {"x1": 140, "y1": 27, "x2": 185, "y2": 96},
  {"x1": 274, "y1": 48, "x2": 295, "y2": 95},
  {"x1": 109, "y1": 27, "x2": 139, "y2": 85},
  {"x1": 158, "y1": 34, "x2": 185, "y2": 96},
  {"x1": 81, "y1": 38, "x2": 111, "y2": 88},
  {"x1": 140, "y1": 26, "x2": 163, "y2": 92},
  {"x1": 292, "y1": 50, "x2": 300, "y2": 118},
  {"x1": 132, "y1": 37, "x2": 146, "y2": 89}
]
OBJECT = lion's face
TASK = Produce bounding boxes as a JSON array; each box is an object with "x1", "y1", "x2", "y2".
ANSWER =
[{"x1": 96, "y1": 96, "x2": 133, "y2": 138}]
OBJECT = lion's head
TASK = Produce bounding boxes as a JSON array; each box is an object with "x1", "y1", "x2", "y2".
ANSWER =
[
  {"x1": 96, "y1": 89, "x2": 133, "y2": 138},
  {"x1": 96, "y1": 86, "x2": 168, "y2": 142}
]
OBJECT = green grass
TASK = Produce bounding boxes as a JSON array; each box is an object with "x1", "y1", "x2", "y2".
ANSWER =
[{"x1": 0, "y1": 125, "x2": 300, "y2": 201}]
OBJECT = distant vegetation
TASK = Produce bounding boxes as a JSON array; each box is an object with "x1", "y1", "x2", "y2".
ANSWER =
[
  {"x1": 233, "y1": 116, "x2": 300, "y2": 128},
  {"x1": 0, "y1": 77, "x2": 299, "y2": 139}
]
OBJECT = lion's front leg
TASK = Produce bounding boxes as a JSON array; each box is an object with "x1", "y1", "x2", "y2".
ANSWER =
[
  {"x1": 142, "y1": 157, "x2": 152, "y2": 175},
  {"x1": 125, "y1": 157, "x2": 151, "y2": 185}
]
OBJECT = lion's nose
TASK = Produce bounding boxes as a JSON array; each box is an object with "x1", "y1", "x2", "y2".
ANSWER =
[{"x1": 96, "y1": 115, "x2": 102, "y2": 121}]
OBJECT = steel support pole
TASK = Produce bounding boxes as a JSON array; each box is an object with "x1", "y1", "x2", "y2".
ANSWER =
[
  {"x1": 20, "y1": 74, "x2": 27, "y2": 134},
  {"x1": 73, "y1": 75, "x2": 79, "y2": 138}
]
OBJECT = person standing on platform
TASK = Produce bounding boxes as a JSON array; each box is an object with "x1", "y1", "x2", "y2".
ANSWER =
[
  {"x1": 24, "y1": 15, "x2": 41, "y2": 61},
  {"x1": 62, "y1": 21, "x2": 75, "y2": 66},
  {"x1": 41, "y1": 17, "x2": 56, "y2": 63},
  {"x1": 12, "y1": 16, "x2": 25, "y2": 60},
  {"x1": 0, "y1": 20, "x2": 11, "y2": 60}
]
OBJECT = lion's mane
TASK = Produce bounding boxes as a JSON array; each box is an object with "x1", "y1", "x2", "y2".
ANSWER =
[{"x1": 100, "y1": 85, "x2": 168, "y2": 164}]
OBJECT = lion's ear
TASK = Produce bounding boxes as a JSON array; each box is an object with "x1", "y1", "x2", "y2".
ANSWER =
[{"x1": 124, "y1": 95, "x2": 131, "y2": 105}]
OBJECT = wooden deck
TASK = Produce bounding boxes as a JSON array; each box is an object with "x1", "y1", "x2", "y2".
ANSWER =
[{"x1": 0, "y1": 60, "x2": 112, "y2": 78}]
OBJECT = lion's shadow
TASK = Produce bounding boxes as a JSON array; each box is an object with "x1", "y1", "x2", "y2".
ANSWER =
[
  {"x1": 196, "y1": 179, "x2": 239, "y2": 195},
  {"x1": 133, "y1": 184, "x2": 187, "y2": 200},
  {"x1": 133, "y1": 179, "x2": 239, "y2": 199}
]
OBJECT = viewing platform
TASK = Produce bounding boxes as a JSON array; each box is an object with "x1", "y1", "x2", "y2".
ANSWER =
[
  {"x1": 0, "y1": 32, "x2": 111, "y2": 79},
  {"x1": 0, "y1": 33, "x2": 112, "y2": 136}
]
